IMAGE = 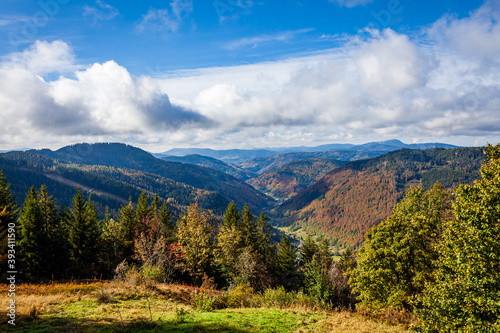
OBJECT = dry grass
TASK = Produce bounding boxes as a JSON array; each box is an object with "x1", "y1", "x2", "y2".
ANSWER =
[{"x1": 0, "y1": 281, "x2": 410, "y2": 332}]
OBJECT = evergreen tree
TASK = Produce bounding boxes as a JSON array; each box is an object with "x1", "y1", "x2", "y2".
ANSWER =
[
  {"x1": 276, "y1": 235, "x2": 299, "y2": 290},
  {"x1": 0, "y1": 171, "x2": 19, "y2": 280},
  {"x1": 66, "y1": 188, "x2": 101, "y2": 276},
  {"x1": 119, "y1": 197, "x2": 136, "y2": 260},
  {"x1": 223, "y1": 201, "x2": 240, "y2": 228},
  {"x1": 38, "y1": 185, "x2": 69, "y2": 279},
  {"x1": 416, "y1": 144, "x2": 500, "y2": 332},
  {"x1": 299, "y1": 234, "x2": 319, "y2": 266},
  {"x1": 158, "y1": 201, "x2": 174, "y2": 242},
  {"x1": 18, "y1": 187, "x2": 47, "y2": 281}
]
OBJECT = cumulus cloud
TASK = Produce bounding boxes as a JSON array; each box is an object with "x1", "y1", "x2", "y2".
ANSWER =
[
  {"x1": 0, "y1": 40, "x2": 211, "y2": 149},
  {"x1": 1, "y1": 1, "x2": 500, "y2": 151},
  {"x1": 135, "y1": 1, "x2": 193, "y2": 33}
]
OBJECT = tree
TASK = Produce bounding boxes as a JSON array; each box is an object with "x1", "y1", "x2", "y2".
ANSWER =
[
  {"x1": 299, "y1": 234, "x2": 319, "y2": 266},
  {"x1": 176, "y1": 204, "x2": 214, "y2": 285},
  {"x1": 0, "y1": 171, "x2": 19, "y2": 280},
  {"x1": 349, "y1": 183, "x2": 451, "y2": 311},
  {"x1": 304, "y1": 256, "x2": 334, "y2": 305},
  {"x1": 18, "y1": 187, "x2": 47, "y2": 281},
  {"x1": 330, "y1": 248, "x2": 357, "y2": 310},
  {"x1": 66, "y1": 188, "x2": 101, "y2": 276},
  {"x1": 118, "y1": 197, "x2": 136, "y2": 259},
  {"x1": 416, "y1": 144, "x2": 500, "y2": 332},
  {"x1": 276, "y1": 235, "x2": 300, "y2": 290}
]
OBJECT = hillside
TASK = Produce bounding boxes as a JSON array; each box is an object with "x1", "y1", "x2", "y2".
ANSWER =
[
  {"x1": 272, "y1": 147, "x2": 486, "y2": 248},
  {"x1": 160, "y1": 154, "x2": 256, "y2": 181},
  {"x1": 30, "y1": 143, "x2": 274, "y2": 212},
  {"x1": 0, "y1": 152, "x2": 229, "y2": 216},
  {"x1": 238, "y1": 150, "x2": 385, "y2": 175},
  {"x1": 248, "y1": 158, "x2": 348, "y2": 201}
]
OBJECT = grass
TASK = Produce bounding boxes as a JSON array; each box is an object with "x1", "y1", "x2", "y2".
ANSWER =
[{"x1": 0, "y1": 281, "x2": 410, "y2": 332}]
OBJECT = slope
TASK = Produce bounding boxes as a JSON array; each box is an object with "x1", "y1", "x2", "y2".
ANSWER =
[
  {"x1": 248, "y1": 158, "x2": 348, "y2": 201},
  {"x1": 31, "y1": 143, "x2": 274, "y2": 212},
  {"x1": 0, "y1": 152, "x2": 229, "y2": 216},
  {"x1": 272, "y1": 147, "x2": 486, "y2": 249},
  {"x1": 160, "y1": 154, "x2": 256, "y2": 181}
]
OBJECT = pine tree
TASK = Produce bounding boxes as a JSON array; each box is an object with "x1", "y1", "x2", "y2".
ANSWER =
[
  {"x1": 276, "y1": 235, "x2": 299, "y2": 290},
  {"x1": 158, "y1": 201, "x2": 174, "y2": 242},
  {"x1": 0, "y1": 171, "x2": 19, "y2": 280},
  {"x1": 119, "y1": 197, "x2": 136, "y2": 260},
  {"x1": 66, "y1": 188, "x2": 101, "y2": 276},
  {"x1": 299, "y1": 234, "x2": 319, "y2": 266},
  {"x1": 223, "y1": 201, "x2": 240, "y2": 228},
  {"x1": 18, "y1": 187, "x2": 47, "y2": 281}
]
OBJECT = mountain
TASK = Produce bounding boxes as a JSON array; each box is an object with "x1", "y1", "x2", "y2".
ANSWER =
[
  {"x1": 0, "y1": 151, "x2": 229, "y2": 217},
  {"x1": 158, "y1": 140, "x2": 457, "y2": 167},
  {"x1": 248, "y1": 158, "x2": 348, "y2": 201},
  {"x1": 156, "y1": 148, "x2": 278, "y2": 164},
  {"x1": 28, "y1": 143, "x2": 275, "y2": 213},
  {"x1": 160, "y1": 154, "x2": 256, "y2": 181},
  {"x1": 238, "y1": 150, "x2": 387, "y2": 175},
  {"x1": 272, "y1": 147, "x2": 486, "y2": 249}
]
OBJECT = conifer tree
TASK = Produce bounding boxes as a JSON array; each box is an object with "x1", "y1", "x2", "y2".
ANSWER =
[
  {"x1": 119, "y1": 197, "x2": 136, "y2": 259},
  {"x1": 18, "y1": 187, "x2": 46, "y2": 281},
  {"x1": 299, "y1": 234, "x2": 319, "y2": 266},
  {"x1": 0, "y1": 171, "x2": 19, "y2": 280},
  {"x1": 66, "y1": 188, "x2": 101, "y2": 276},
  {"x1": 276, "y1": 235, "x2": 299, "y2": 290}
]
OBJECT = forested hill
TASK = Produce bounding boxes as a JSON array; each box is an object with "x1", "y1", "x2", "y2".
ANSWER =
[
  {"x1": 272, "y1": 147, "x2": 486, "y2": 249},
  {"x1": 29, "y1": 143, "x2": 274, "y2": 213},
  {"x1": 0, "y1": 151, "x2": 230, "y2": 216},
  {"x1": 160, "y1": 154, "x2": 256, "y2": 181},
  {"x1": 248, "y1": 158, "x2": 348, "y2": 201}
]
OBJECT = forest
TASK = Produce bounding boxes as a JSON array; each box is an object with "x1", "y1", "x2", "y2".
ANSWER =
[{"x1": 1, "y1": 144, "x2": 500, "y2": 332}]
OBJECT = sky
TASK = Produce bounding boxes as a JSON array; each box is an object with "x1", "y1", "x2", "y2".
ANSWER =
[{"x1": 0, "y1": 0, "x2": 499, "y2": 152}]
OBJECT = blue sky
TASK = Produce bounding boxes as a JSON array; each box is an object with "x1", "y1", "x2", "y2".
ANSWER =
[{"x1": 0, "y1": 0, "x2": 499, "y2": 152}]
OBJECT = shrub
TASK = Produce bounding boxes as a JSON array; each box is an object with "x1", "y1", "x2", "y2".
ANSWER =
[
  {"x1": 191, "y1": 293, "x2": 215, "y2": 312},
  {"x1": 261, "y1": 286, "x2": 291, "y2": 309},
  {"x1": 214, "y1": 283, "x2": 256, "y2": 309},
  {"x1": 95, "y1": 288, "x2": 115, "y2": 304},
  {"x1": 140, "y1": 264, "x2": 164, "y2": 284}
]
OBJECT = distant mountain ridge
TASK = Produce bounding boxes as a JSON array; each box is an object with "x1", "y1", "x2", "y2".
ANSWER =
[{"x1": 157, "y1": 140, "x2": 457, "y2": 164}]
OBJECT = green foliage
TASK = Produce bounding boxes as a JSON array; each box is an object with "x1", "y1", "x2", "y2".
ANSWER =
[
  {"x1": 215, "y1": 283, "x2": 256, "y2": 309},
  {"x1": 276, "y1": 235, "x2": 300, "y2": 290},
  {"x1": 349, "y1": 183, "x2": 452, "y2": 311},
  {"x1": 303, "y1": 257, "x2": 334, "y2": 306},
  {"x1": 0, "y1": 170, "x2": 19, "y2": 280},
  {"x1": 416, "y1": 144, "x2": 500, "y2": 332},
  {"x1": 191, "y1": 293, "x2": 216, "y2": 312},
  {"x1": 66, "y1": 188, "x2": 102, "y2": 276},
  {"x1": 176, "y1": 204, "x2": 215, "y2": 285}
]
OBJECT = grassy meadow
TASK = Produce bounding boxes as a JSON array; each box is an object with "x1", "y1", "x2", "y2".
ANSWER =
[{"x1": 0, "y1": 281, "x2": 410, "y2": 333}]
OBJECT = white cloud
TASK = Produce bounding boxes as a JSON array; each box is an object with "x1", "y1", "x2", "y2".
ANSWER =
[
  {"x1": 2, "y1": 1, "x2": 500, "y2": 151},
  {"x1": 5, "y1": 40, "x2": 77, "y2": 75},
  {"x1": 135, "y1": 1, "x2": 193, "y2": 33},
  {"x1": 83, "y1": 0, "x2": 119, "y2": 25},
  {"x1": 225, "y1": 28, "x2": 315, "y2": 49},
  {"x1": 329, "y1": 0, "x2": 374, "y2": 8}
]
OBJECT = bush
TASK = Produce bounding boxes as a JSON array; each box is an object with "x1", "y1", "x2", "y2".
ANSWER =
[
  {"x1": 95, "y1": 288, "x2": 115, "y2": 304},
  {"x1": 140, "y1": 264, "x2": 164, "y2": 284},
  {"x1": 214, "y1": 283, "x2": 256, "y2": 309},
  {"x1": 261, "y1": 286, "x2": 291, "y2": 309},
  {"x1": 191, "y1": 293, "x2": 215, "y2": 312}
]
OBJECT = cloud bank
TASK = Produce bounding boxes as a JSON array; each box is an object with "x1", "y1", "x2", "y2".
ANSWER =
[{"x1": 1, "y1": 1, "x2": 500, "y2": 151}]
